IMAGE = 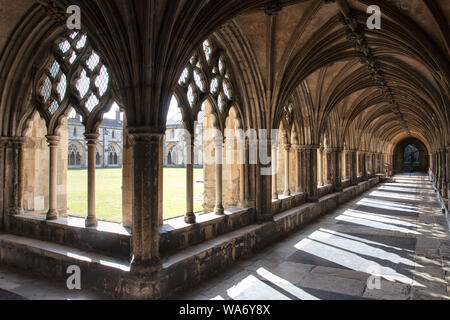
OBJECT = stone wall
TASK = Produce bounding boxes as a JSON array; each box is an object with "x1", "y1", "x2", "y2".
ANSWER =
[{"x1": 23, "y1": 114, "x2": 67, "y2": 215}]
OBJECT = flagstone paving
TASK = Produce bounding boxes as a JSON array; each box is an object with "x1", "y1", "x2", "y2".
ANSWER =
[{"x1": 175, "y1": 173, "x2": 450, "y2": 300}]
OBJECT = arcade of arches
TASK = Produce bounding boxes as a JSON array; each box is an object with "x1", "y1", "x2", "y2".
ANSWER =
[{"x1": 0, "y1": 0, "x2": 448, "y2": 299}]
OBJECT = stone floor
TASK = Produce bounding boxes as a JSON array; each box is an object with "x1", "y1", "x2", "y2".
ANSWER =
[
  {"x1": 0, "y1": 173, "x2": 449, "y2": 300},
  {"x1": 0, "y1": 265, "x2": 109, "y2": 300},
  {"x1": 174, "y1": 173, "x2": 450, "y2": 300}
]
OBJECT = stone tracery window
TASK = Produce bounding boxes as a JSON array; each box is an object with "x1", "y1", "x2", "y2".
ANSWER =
[
  {"x1": 34, "y1": 31, "x2": 111, "y2": 125},
  {"x1": 68, "y1": 144, "x2": 81, "y2": 167},
  {"x1": 107, "y1": 145, "x2": 118, "y2": 166},
  {"x1": 30, "y1": 30, "x2": 123, "y2": 226},
  {"x1": 167, "y1": 37, "x2": 241, "y2": 223},
  {"x1": 177, "y1": 38, "x2": 235, "y2": 114}
]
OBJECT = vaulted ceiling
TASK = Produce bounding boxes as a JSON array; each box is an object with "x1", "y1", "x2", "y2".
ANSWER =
[{"x1": 0, "y1": 0, "x2": 448, "y2": 153}]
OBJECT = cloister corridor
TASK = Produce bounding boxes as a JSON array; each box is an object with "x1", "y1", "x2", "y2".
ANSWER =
[
  {"x1": 173, "y1": 173, "x2": 450, "y2": 300},
  {"x1": 0, "y1": 173, "x2": 448, "y2": 300}
]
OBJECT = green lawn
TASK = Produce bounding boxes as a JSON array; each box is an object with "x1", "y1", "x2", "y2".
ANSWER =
[{"x1": 67, "y1": 168, "x2": 204, "y2": 223}]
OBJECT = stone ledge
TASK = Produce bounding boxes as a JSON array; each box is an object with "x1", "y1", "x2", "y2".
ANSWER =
[
  {"x1": 160, "y1": 207, "x2": 255, "y2": 255},
  {"x1": 271, "y1": 193, "x2": 307, "y2": 215},
  {"x1": 9, "y1": 214, "x2": 131, "y2": 259}
]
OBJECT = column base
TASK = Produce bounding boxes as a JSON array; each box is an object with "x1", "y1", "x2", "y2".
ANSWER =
[
  {"x1": 130, "y1": 257, "x2": 162, "y2": 274},
  {"x1": 272, "y1": 193, "x2": 278, "y2": 200},
  {"x1": 184, "y1": 213, "x2": 196, "y2": 224},
  {"x1": 259, "y1": 213, "x2": 274, "y2": 223},
  {"x1": 214, "y1": 205, "x2": 225, "y2": 216},
  {"x1": 239, "y1": 200, "x2": 248, "y2": 208},
  {"x1": 9, "y1": 207, "x2": 23, "y2": 216},
  {"x1": 85, "y1": 217, "x2": 98, "y2": 228},
  {"x1": 46, "y1": 209, "x2": 58, "y2": 221},
  {"x1": 283, "y1": 190, "x2": 291, "y2": 196}
]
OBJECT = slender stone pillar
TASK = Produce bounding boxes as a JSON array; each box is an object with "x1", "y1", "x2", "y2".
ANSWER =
[
  {"x1": 239, "y1": 140, "x2": 248, "y2": 207},
  {"x1": 362, "y1": 151, "x2": 368, "y2": 181},
  {"x1": 378, "y1": 153, "x2": 382, "y2": 173},
  {"x1": 344, "y1": 150, "x2": 349, "y2": 180},
  {"x1": 256, "y1": 138, "x2": 273, "y2": 221},
  {"x1": 0, "y1": 139, "x2": 5, "y2": 231},
  {"x1": 284, "y1": 144, "x2": 291, "y2": 196},
  {"x1": 435, "y1": 152, "x2": 439, "y2": 187},
  {"x1": 436, "y1": 150, "x2": 442, "y2": 191},
  {"x1": 214, "y1": 136, "x2": 224, "y2": 215},
  {"x1": 318, "y1": 147, "x2": 324, "y2": 186},
  {"x1": 325, "y1": 149, "x2": 331, "y2": 185},
  {"x1": 84, "y1": 133, "x2": 99, "y2": 227},
  {"x1": 350, "y1": 150, "x2": 358, "y2": 185},
  {"x1": 442, "y1": 148, "x2": 448, "y2": 203},
  {"x1": 128, "y1": 128, "x2": 163, "y2": 273},
  {"x1": 303, "y1": 145, "x2": 319, "y2": 202},
  {"x1": 272, "y1": 143, "x2": 278, "y2": 199},
  {"x1": 439, "y1": 149, "x2": 445, "y2": 195},
  {"x1": 10, "y1": 138, "x2": 26, "y2": 216},
  {"x1": 294, "y1": 145, "x2": 302, "y2": 193},
  {"x1": 185, "y1": 134, "x2": 196, "y2": 224},
  {"x1": 446, "y1": 147, "x2": 450, "y2": 207},
  {"x1": 46, "y1": 136, "x2": 60, "y2": 221},
  {"x1": 432, "y1": 152, "x2": 437, "y2": 187},
  {"x1": 334, "y1": 148, "x2": 343, "y2": 192}
]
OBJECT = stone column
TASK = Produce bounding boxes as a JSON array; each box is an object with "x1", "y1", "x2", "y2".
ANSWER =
[
  {"x1": 433, "y1": 152, "x2": 438, "y2": 187},
  {"x1": 334, "y1": 148, "x2": 343, "y2": 192},
  {"x1": 128, "y1": 128, "x2": 163, "y2": 273},
  {"x1": 362, "y1": 151, "x2": 368, "y2": 181},
  {"x1": 256, "y1": 138, "x2": 273, "y2": 222},
  {"x1": 318, "y1": 147, "x2": 324, "y2": 186},
  {"x1": 369, "y1": 152, "x2": 374, "y2": 175},
  {"x1": 446, "y1": 147, "x2": 450, "y2": 207},
  {"x1": 439, "y1": 149, "x2": 445, "y2": 195},
  {"x1": 185, "y1": 134, "x2": 196, "y2": 224},
  {"x1": 46, "y1": 136, "x2": 60, "y2": 221},
  {"x1": 0, "y1": 139, "x2": 5, "y2": 231},
  {"x1": 304, "y1": 145, "x2": 319, "y2": 202},
  {"x1": 294, "y1": 145, "x2": 302, "y2": 193},
  {"x1": 378, "y1": 153, "x2": 382, "y2": 173},
  {"x1": 442, "y1": 148, "x2": 448, "y2": 202},
  {"x1": 349, "y1": 150, "x2": 358, "y2": 185},
  {"x1": 214, "y1": 136, "x2": 224, "y2": 215},
  {"x1": 10, "y1": 138, "x2": 26, "y2": 216},
  {"x1": 300, "y1": 149, "x2": 306, "y2": 194},
  {"x1": 85, "y1": 133, "x2": 99, "y2": 227},
  {"x1": 122, "y1": 133, "x2": 133, "y2": 228},
  {"x1": 283, "y1": 144, "x2": 291, "y2": 196},
  {"x1": 436, "y1": 151, "x2": 440, "y2": 184},
  {"x1": 326, "y1": 149, "x2": 332, "y2": 186},
  {"x1": 239, "y1": 140, "x2": 248, "y2": 207},
  {"x1": 344, "y1": 150, "x2": 350, "y2": 180},
  {"x1": 272, "y1": 143, "x2": 278, "y2": 199}
]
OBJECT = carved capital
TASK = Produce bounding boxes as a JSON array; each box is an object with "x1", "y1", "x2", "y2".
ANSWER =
[
  {"x1": 298, "y1": 145, "x2": 320, "y2": 150},
  {"x1": 45, "y1": 135, "x2": 61, "y2": 147},
  {"x1": 127, "y1": 127, "x2": 165, "y2": 146},
  {"x1": 84, "y1": 133, "x2": 100, "y2": 145}
]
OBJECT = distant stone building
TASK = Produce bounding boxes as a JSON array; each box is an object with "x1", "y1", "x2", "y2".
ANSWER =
[
  {"x1": 68, "y1": 111, "x2": 124, "y2": 169},
  {"x1": 68, "y1": 109, "x2": 204, "y2": 169},
  {"x1": 164, "y1": 110, "x2": 204, "y2": 168}
]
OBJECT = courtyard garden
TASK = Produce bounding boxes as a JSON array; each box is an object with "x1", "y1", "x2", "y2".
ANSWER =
[{"x1": 67, "y1": 168, "x2": 204, "y2": 223}]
